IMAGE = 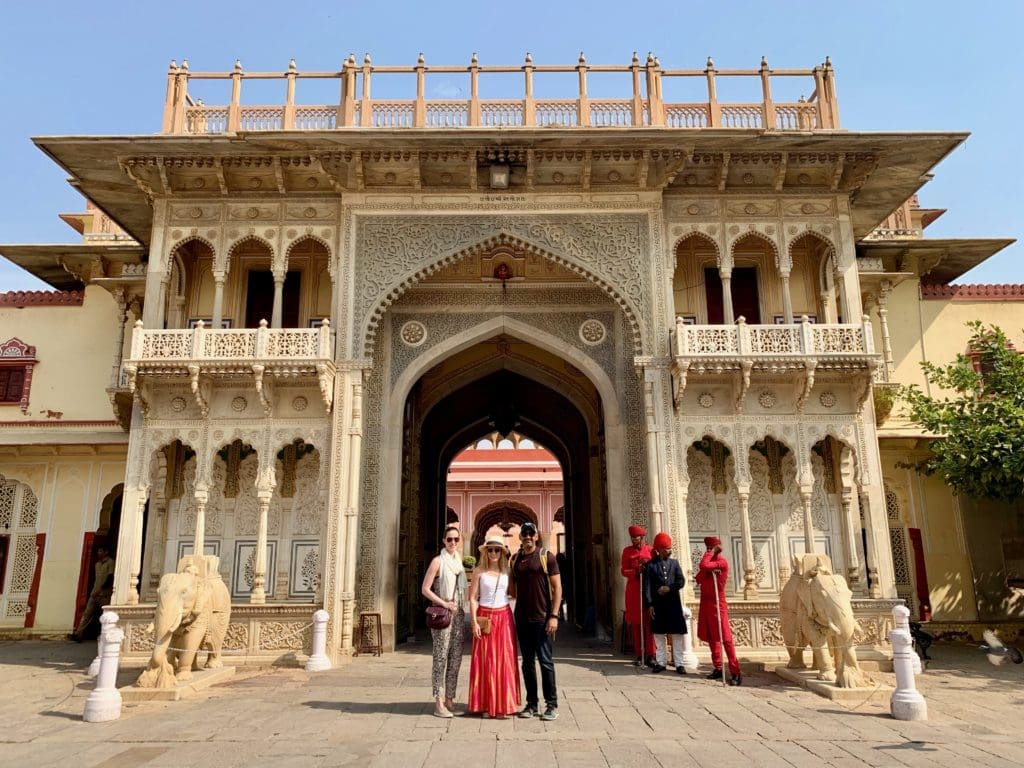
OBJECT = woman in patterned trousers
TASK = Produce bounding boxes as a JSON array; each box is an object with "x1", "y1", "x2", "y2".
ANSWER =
[{"x1": 421, "y1": 525, "x2": 468, "y2": 717}]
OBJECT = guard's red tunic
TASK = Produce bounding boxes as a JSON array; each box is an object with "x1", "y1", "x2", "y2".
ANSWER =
[
  {"x1": 620, "y1": 543, "x2": 653, "y2": 625},
  {"x1": 695, "y1": 550, "x2": 734, "y2": 643}
]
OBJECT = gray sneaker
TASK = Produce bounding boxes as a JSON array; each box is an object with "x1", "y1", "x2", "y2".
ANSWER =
[
  {"x1": 518, "y1": 706, "x2": 537, "y2": 719},
  {"x1": 540, "y1": 705, "x2": 558, "y2": 721}
]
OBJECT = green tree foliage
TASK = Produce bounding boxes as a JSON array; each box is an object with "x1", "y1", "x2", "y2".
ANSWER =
[{"x1": 902, "y1": 322, "x2": 1024, "y2": 502}]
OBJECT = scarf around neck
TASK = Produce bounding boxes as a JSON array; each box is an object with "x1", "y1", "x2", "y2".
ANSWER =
[{"x1": 436, "y1": 548, "x2": 467, "y2": 608}]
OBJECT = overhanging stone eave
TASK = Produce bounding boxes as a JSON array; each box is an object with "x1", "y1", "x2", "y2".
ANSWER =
[
  {"x1": 33, "y1": 129, "x2": 968, "y2": 249},
  {"x1": 0, "y1": 242, "x2": 146, "y2": 290},
  {"x1": 857, "y1": 237, "x2": 1017, "y2": 284}
]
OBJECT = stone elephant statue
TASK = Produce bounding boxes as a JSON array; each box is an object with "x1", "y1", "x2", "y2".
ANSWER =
[
  {"x1": 780, "y1": 556, "x2": 814, "y2": 670},
  {"x1": 779, "y1": 553, "x2": 870, "y2": 688},
  {"x1": 136, "y1": 555, "x2": 231, "y2": 689}
]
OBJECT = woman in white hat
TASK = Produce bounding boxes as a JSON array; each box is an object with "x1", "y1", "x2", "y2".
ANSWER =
[{"x1": 466, "y1": 535, "x2": 521, "y2": 718}]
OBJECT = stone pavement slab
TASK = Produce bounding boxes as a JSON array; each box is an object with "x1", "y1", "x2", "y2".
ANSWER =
[{"x1": 1, "y1": 637, "x2": 1023, "y2": 767}]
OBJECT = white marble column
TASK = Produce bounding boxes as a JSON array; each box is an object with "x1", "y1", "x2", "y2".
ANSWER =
[
  {"x1": 110, "y1": 290, "x2": 128, "y2": 387},
  {"x1": 780, "y1": 270, "x2": 794, "y2": 324},
  {"x1": 112, "y1": 404, "x2": 147, "y2": 605},
  {"x1": 859, "y1": 489, "x2": 882, "y2": 598},
  {"x1": 795, "y1": 451, "x2": 816, "y2": 554},
  {"x1": 192, "y1": 482, "x2": 209, "y2": 560},
  {"x1": 251, "y1": 468, "x2": 275, "y2": 604},
  {"x1": 835, "y1": 215, "x2": 864, "y2": 323},
  {"x1": 642, "y1": 377, "x2": 664, "y2": 533},
  {"x1": 125, "y1": 485, "x2": 149, "y2": 605},
  {"x1": 720, "y1": 268, "x2": 734, "y2": 323},
  {"x1": 271, "y1": 273, "x2": 285, "y2": 328},
  {"x1": 799, "y1": 487, "x2": 815, "y2": 553},
  {"x1": 321, "y1": 369, "x2": 353, "y2": 661},
  {"x1": 838, "y1": 446, "x2": 861, "y2": 588},
  {"x1": 820, "y1": 290, "x2": 837, "y2": 323},
  {"x1": 673, "y1": 451, "x2": 696, "y2": 601},
  {"x1": 147, "y1": 502, "x2": 168, "y2": 594},
  {"x1": 140, "y1": 201, "x2": 169, "y2": 329},
  {"x1": 737, "y1": 486, "x2": 758, "y2": 598},
  {"x1": 341, "y1": 374, "x2": 365, "y2": 648},
  {"x1": 211, "y1": 272, "x2": 226, "y2": 329},
  {"x1": 877, "y1": 280, "x2": 894, "y2": 381}
]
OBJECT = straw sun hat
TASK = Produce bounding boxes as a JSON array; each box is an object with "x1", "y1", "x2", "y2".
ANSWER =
[{"x1": 478, "y1": 536, "x2": 510, "y2": 556}]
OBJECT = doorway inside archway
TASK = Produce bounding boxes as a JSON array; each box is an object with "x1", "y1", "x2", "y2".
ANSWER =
[{"x1": 394, "y1": 336, "x2": 612, "y2": 645}]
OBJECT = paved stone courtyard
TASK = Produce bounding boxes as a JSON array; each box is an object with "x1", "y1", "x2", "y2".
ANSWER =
[{"x1": 1, "y1": 635, "x2": 1022, "y2": 768}]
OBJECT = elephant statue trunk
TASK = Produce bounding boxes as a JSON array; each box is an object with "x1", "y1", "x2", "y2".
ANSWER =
[{"x1": 136, "y1": 574, "x2": 187, "y2": 688}]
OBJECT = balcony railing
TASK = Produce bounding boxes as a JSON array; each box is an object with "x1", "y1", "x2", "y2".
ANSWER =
[
  {"x1": 672, "y1": 316, "x2": 875, "y2": 360},
  {"x1": 670, "y1": 316, "x2": 878, "y2": 412},
  {"x1": 124, "y1": 320, "x2": 335, "y2": 415},
  {"x1": 129, "y1": 319, "x2": 332, "y2": 362},
  {"x1": 162, "y1": 55, "x2": 840, "y2": 134}
]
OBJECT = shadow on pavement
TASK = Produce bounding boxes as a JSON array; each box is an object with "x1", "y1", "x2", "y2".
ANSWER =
[{"x1": 304, "y1": 700, "x2": 426, "y2": 715}]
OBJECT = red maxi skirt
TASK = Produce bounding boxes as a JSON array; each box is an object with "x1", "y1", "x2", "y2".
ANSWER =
[{"x1": 467, "y1": 605, "x2": 521, "y2": 717}]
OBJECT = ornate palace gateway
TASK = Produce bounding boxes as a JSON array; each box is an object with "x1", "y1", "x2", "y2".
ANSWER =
[{"x1": 1, "y1": 55, "x2": 1015, "y2": 661}]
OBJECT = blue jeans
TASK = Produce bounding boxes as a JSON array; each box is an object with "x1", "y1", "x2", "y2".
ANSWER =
[{"x1": 517, "y1": 621, "x2": 557, "y2": 708}]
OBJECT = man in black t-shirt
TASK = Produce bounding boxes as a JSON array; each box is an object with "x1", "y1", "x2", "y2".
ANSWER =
[{"x1": 510, "y1": 521, "x2": 562, "y2": 721}]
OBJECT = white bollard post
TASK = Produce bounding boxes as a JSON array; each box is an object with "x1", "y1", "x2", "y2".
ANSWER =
[
  {"x1": 889, "y1": 605, "x2": 927, "y2": 721},
  {"x1": 892, "y1": 601, "x2": 922, "y2": 674},
  {"x1": 680, "y1": 606, "x2": 700, "y2": 672},
  {"x1": 305, "y1": 609, "x2": 332, "y2": 672},
  {"x1": 84, "y1": 612, "x2": 125, "y2": 723}
]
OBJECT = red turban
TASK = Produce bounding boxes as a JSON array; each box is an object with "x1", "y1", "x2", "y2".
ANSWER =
[
  {"x1": 628, "y1": 525, "x2": 646, "y2": 537},
  {"x1": 704, "y1": 536, "x2": 721, "y2": 548},
  {"x1": 653, "y1": 532, "x2": 672, "y2": 550}
]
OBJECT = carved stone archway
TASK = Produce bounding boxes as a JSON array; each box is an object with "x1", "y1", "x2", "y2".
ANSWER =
[
  {"x1": 351, "y1": 213, "x2": 653, "y2": 357},
  {"x1": 471, "y1": 499, "x2": 538, "y2": 552}
]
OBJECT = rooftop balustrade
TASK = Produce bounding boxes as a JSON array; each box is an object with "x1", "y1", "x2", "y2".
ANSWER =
[{"x1": 163, "y1": 53, "x2": 840, "y2": 135}]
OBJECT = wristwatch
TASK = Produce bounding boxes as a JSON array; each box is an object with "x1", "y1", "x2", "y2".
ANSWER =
[{"x1": 548, "y1": 613, "x2": 559, "y2": 619}]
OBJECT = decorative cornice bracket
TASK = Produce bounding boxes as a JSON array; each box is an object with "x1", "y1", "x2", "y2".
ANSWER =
[
  {"x1": 796, "y1": 359, "x2": 817, "y2": 413},
  {"x1": 187, "y1": 364, "x2": 211, "y2": 417},
  {"x1": 717, "y1": 152, "x2": 731, "y2": 192},
  {"x1": 733, "y1": 359, "x2": 752, "y2": 413},
  {"x1": 317, "y1": 362, "x2": 335, "y2": 413},
  {"x1": 671, "y1": 359, "x2": 690, "y2": 410},
  {"x1": 251, "y1": 363, "x2": 275, "y2": 416}
]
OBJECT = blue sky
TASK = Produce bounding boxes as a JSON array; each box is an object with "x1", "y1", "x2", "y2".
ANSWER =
[{"x1": 1, "y1": 1, "x2": 1021, "y2": 290}]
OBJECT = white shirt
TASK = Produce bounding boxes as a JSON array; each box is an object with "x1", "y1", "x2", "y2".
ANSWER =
[{"x1": 477, "y1": 571, "x2": 510, "y2": 608}]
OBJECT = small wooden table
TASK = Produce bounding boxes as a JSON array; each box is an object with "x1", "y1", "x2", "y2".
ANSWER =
[{"x1": 356, "y1": 611, "x2": 383, "y2": 656}]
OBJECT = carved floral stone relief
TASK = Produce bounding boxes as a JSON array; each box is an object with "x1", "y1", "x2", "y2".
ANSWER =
[{"x1": 351, "y1": 214, "x2": 652, "y2": 356}]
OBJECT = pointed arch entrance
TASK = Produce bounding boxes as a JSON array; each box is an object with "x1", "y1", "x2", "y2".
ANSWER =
[
  {"x1": 393, "y1": 336, "x2": 615, "y2": 645},
  {"x1": 470, "y1": 499, "x2": 539, "y2": 554}
]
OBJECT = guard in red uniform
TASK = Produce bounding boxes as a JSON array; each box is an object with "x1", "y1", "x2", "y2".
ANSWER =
[
  {"x1": 695, "y1": 536, "x2": 742, "y2": 685},
  {"x1": 620, "y1": 525, "x2": 656, "y2": 666}
]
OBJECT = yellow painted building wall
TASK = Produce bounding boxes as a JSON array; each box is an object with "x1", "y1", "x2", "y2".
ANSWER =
[
  {"x1": 876, "y1": 280, "x2": 1024, "y2": 407},
  {"x1": 0, "y1": 285, "x2": 121, "y2": 422},
  {"x1": 879, "y1": 448, "x2": 980, "y2": 621},
  {"x1": 875, "y1": 282, "x2": 1024, "y2": 624},
  {"x1": 0, "y1": 449, "x2": 127, "y2": 631},
  {"x1": 0, "y1": 286, "x2": 127, "y2": 633}
]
